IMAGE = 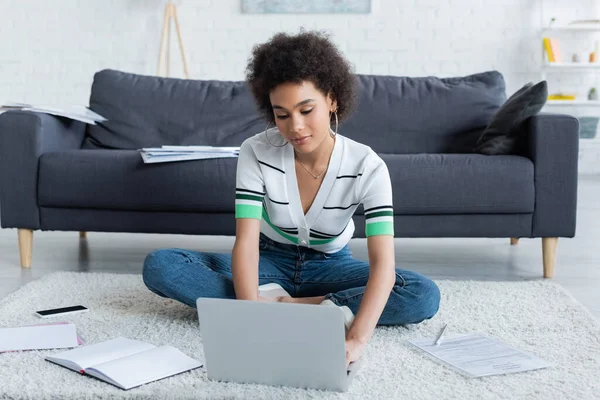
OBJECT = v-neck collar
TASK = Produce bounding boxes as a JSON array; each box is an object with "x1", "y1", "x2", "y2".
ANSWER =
[{"x1": 285, "y1": 135, "x2": 344, "y2": 229}]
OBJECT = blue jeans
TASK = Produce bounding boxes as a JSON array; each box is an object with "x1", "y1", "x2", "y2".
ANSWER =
[{"x1": 143, "y1": 234, "x2": 440, "y2": 325}]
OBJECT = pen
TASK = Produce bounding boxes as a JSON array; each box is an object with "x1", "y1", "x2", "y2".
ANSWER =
[{"x1": 434, "y1": 324, "x2": 448, "y2": 346}]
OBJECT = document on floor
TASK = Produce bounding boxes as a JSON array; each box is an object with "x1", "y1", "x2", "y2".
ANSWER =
[
  {"x1": 0, "y1": 322, "x2": 80, "y2": 352},
  {"x1": 407, "y1": 333, "x2": 552, "y2": 378}
]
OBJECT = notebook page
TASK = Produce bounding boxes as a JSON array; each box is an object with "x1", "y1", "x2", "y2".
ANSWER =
[
  {"x1": 26, "y1": 322, "x2": 84, "y2": 344},
  {"x1": 0, "y1": 323, "x2": 78, "y2": 352},
  {"x1": 46, "y1": 337, "x2": 155, "y2": 371},
  {"x1": 86, "y1": 345, "x2": 202, "y2": 390}
]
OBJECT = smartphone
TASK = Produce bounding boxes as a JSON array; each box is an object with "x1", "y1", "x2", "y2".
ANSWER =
[{"x1": 35, "y1": 305, "x2": 89, "y2": 318}]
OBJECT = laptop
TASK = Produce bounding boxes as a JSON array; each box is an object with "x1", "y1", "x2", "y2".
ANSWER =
[{"x1": 196, "y1": 298, "x2": 362, "y2": 392}]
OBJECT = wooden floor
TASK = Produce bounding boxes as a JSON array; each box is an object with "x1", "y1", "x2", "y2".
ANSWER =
[{"x1": 1, "y1": 176, "x2": 599, "y2": 319}]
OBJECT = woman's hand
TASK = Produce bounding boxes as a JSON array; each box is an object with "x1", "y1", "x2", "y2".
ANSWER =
[
  {"x1": 345, "y1": 337, "x2": 366, "y2": 368},
  {"x1": 257, "y1": 295, "x2": 293, "y2": 303}
]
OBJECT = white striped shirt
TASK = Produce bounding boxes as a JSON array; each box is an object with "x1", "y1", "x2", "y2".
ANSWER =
[{"x1": 235, "y1": 128, "x2": 394, "y2": 253}]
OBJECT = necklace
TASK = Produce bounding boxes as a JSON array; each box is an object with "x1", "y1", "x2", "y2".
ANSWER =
[
  {"x1": 294, "y1": 137, "x2": 336, "y2": 179},
  {"x1": 295, "y1": 158, "x2": 327, "y2": 179}
]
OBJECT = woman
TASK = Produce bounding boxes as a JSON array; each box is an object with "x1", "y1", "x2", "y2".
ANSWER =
[{"x1": 143, "y1": 30, "x2": 440, "y2": 367}]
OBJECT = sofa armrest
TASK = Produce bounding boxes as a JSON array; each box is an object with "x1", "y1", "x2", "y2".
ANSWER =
[
  {"x1": 0, "y1": 111, "x2": 86, "y2": 229},
  {"x1": 524, "y1": 113, "x2": 579, "y2": 237}
]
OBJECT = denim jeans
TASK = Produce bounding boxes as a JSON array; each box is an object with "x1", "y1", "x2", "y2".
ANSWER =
[{"x1": 143, "y1": 233, "x2": 440, "y2": 325}]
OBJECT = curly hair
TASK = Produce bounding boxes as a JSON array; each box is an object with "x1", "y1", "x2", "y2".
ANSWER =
[{"x1": 245, "y1": 30, "x2": 357, "y2": 125}]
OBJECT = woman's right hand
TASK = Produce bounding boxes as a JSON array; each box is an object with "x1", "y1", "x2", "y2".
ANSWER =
[{"x1": 258, "y1": 295, "x2": 294, "y2": 303}]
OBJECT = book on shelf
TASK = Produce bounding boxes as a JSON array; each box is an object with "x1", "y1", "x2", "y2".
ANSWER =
[
  {"x1": 548, "y1": 93, "x2": 577, "y2": 100},
  {"x1": 543, "y1": 37, "x2": 561, "y2": 62},
  {"x1": 543, "y1": 37, "x2": 554, "y2": 62},
  {"x1": 549, "y1": 38, "x2": 561, "y2": 62},
  {"x1": 45, "y1": 337, "x2": 202, "y2": 390},
  {"x1": 568, "y1": 19, "x2": 600, "y2": 25}
]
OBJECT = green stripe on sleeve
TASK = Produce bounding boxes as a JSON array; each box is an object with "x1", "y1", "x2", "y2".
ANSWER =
[
  {"x1": 235, "y1": 193, "x2": 263, "y2": 202},
  {"x1": 235, "y1": 204, "x2": 263, "y2": 219},
  {"x1": 366, "y1": 221, "x2": 394, "y2": 237},
  {"x1": 365, "y1": 210, "x2": 394, "y2": 219}
]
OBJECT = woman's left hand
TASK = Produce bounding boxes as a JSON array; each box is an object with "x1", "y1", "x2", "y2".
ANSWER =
[{"x1": 345, "y1": 337, "x2": 366, "y2": 368}]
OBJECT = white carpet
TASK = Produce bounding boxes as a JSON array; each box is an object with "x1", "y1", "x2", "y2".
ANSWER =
[{"x1": 0, "y1": 272, "x2": 599, "y2": 400}]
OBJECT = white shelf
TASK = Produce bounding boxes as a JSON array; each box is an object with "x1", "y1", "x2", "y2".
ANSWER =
[
  {"x1": 580, "y1": 137, "x2": 600, "y2": 143},
  {"x1": 543, "y1": 24, "x2": 600, "y2": 32},
  {"x1": 543, "y1": 62, "x2": 600, "y2": 69},
  {"x1": 546, "y1": 100, "x2": 600, "y2": 106}
]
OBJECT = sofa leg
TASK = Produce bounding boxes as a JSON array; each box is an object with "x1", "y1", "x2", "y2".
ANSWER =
[
  {"x1": 18, "y1": 229, "x2": 33, "y2": 268},
  {"x1": 542, "y1": 237, "x2": 558, "y2": 279},
  {"x1": 79, "y1": 231, "x2": 87, "y2": 239},
  {"x1": 510, "y1": 237, "x2": 519, "y2": 245}
]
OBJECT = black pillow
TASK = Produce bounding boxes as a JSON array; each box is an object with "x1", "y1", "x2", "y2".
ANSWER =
[{"x1": 474, "y1": 80, "x2": 548, "y2": 155}]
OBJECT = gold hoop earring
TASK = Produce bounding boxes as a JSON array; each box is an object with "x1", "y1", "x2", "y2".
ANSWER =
[
  {"x1": 264, "y1": 123, "x2": 287, "y2": 147},
  {"x1": 330, "y1": 111, "x2": 338, "y2": 138}
]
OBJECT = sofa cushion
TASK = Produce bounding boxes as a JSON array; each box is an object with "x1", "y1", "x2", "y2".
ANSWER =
[
  {"x1": 85, "y1": 69, "x2": 265, "y2": 150},
  {"x1": 38, "y1": 150, "x2": 534, "y2": 216},
  {"x1": 341, "y1": 71, "x2": 507, "y2": 154},
  {"x1": 372, "y1": 153, "x2": 535, "y2": 215},
  {"x1": 38, "y1": 150, "x2": 237, "y2": 212}
]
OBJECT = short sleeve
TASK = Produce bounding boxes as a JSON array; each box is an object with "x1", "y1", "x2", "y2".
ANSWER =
[
  {"x1": 235, "y1": 139, "x2": 264, "y2": 220},
  {"x1": 360, "y1": 156, "x2": 394, "y2": 237}
]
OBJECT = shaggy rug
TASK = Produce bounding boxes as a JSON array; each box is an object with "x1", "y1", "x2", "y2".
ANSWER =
[{"x1": 0, "y1": 272, "x2": 598, "y2": 399}]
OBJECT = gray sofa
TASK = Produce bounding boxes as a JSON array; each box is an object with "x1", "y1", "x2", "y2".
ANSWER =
[{"x1": 0, "y1": 69, "x2": 579, "y2": 277}]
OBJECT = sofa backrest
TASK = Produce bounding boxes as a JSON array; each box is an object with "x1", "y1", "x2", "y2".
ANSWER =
[
  {"x1": 86, "y1": 69, "x2": 506, "y2": 153},
  {"x1": 342, "y1": 72, "x2": 506, "y2": 153},
  {"x1": 86, "y1": 69, "x2": 264, "y2": 150}
]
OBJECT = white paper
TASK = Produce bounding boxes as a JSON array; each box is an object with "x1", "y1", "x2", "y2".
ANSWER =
[
  {"x1": 1, "y1": 102, "x2": 107, "y2": 124},
  {"x1": 47, "y1": 337, "x2": 155, "y2": 371},
  {"x1": 29, "y1": 105, "x2": 105, "y2": 120},
  {"x1": 0, "y1": 323, "x2": 79, "y2": 352},
  {"x1": 142, "y1": 151, "x2": 237, "y2": 156},
  {"x1": 1, "y1": 102, "x2": 31, "y2": 108},
  {"x1": 85, "y1": 345, "x2": 202, "y2": 390},
  {"x1": 140, "y1": 152, "x2": 239, "y2": 164},
  {"x1": 139, "y1": 144, "x2": 240, "y2": 164},
  {"x1": 407, "y1": 333, "x2": 552, "y2": 378},
  {"x1": 159, "y1": 145, "x2": 240, "y2": 152}
]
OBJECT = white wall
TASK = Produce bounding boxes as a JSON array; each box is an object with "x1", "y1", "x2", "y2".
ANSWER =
[
  {"x1": 0, "y1": 0, "x2": 551, "y2": 104},
  {"x1": 1, "y1": 0, "x2": 599, "y2": 172}
]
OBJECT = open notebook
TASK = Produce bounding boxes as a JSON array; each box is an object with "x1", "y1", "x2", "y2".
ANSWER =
[{"x1": 45, "y1": 337, "x2": 202, "y2": 390}]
